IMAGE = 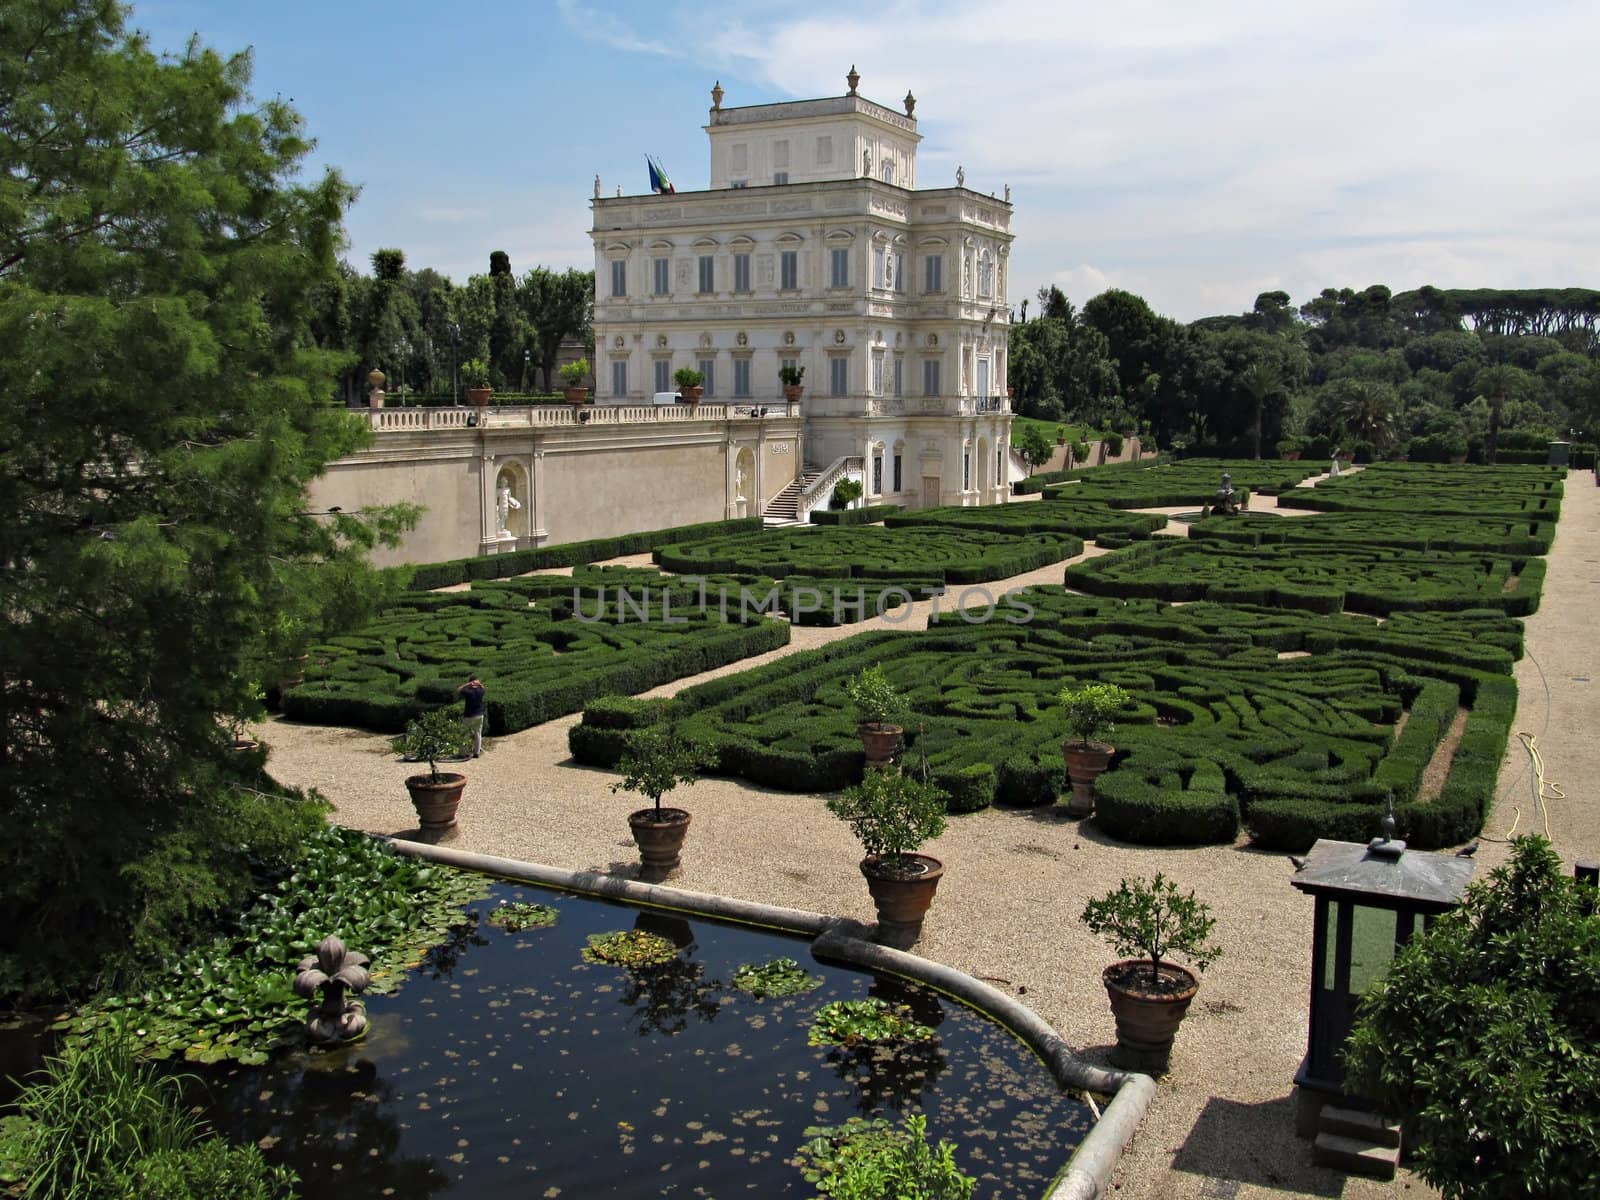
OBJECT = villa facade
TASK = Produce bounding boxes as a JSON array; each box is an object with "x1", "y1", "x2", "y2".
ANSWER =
[{"x1": 308, "y1": 70, "x2": 1015, "y2": 567}]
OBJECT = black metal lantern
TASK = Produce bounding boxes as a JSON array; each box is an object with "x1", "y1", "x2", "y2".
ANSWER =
[{"x1": 1289, "y1": 816, "x2": 1474, "y2": 1135}]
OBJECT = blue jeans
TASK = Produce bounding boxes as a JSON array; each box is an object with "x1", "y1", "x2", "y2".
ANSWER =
[{"x1": 462, "y1": 713, "x2": 484, "y2": 757}]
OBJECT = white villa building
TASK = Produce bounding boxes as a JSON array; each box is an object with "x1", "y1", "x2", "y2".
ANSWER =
[
  {"x1": 591, "y1": 67, "x2": 1014, "y2": 517},
  {"x1": 308, "y1": 70, "x2": 1015, "y2": 566}
]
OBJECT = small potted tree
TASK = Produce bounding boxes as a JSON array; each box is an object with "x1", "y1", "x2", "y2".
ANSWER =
[
  {"x1": 1059, "y1": 681, "x2": 1129, "y2": 816},
  {"x1": 393, "y1": 707, "x2": 470, "y2": 831},
  {"x1": 673, "y1": 366, "x2": 705, "y2": 404},
  {"x1": 560, "y1": 358, "x2": 591, "y2": 405},
  {"x1": 461, "y1": 358, "x2": 492, "y2": 406},
  {"x1": 778, "y1": 363, "x2": 806, "y2": 403},
  {"x1": 1081, "y1": 874, "x2": 1221, "y2": 1064},
  {"x1": 612, "y1": 727, "x2": 714, "y2": 880},
  {"x1": 844, "y1": 663, "x2": 907, "y2": 766},
  {"x1": 828, "y1": 769, "x2": 948, "y2": 943}
]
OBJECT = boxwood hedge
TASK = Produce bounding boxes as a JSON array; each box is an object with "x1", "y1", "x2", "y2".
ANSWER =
[{"x1": 884, "y1": 501, "x2": 1166, "y2": 543}]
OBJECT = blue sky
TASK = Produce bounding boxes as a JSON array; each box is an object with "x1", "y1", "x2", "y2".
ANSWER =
[{"x1": 129, "y1": 0, "x2": 1599, "y2": 321}]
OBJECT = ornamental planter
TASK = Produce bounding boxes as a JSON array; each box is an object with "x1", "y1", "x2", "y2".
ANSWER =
[
  {"x1": 783, "y1": 385, "x2": 804, "y2": 403},
  {"x1": 1280, "y1": 451, "x2": 1301, "y2": 461},
  {"x1": 1062, "y1": 741, "x2": 1113, "y2": 816},
  {"x1": 564, "y1": 386, "x2": 590, "y2": 405},
  {"x1": 466, "y1": 387, "x2": 492, "y2": 407},
  {"x1": 1102, "y1": 958, "x2": 1199, "y2": 1061},
  {"x1": 678, "y1": 385, "x2": 704, "y2": 403},
  {"x1": 405, "y1": 773, "x2": 467, "y2": 831},
  {"x1": 861, "y1": 853, "x2": 944, "y2": 942},
  {"x1": 858, "y1": 722, "x2": 903, "y2": 769},
  {"x1": 629, "y1": 807, "x2": 691, "y2": 878}
]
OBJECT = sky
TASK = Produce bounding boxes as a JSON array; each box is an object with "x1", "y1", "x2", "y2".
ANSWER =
[{"x1": 127, "y1": 0, "x2": 1599, "y2": 322}]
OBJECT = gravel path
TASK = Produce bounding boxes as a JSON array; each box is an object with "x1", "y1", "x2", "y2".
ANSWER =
[{"x1": 257, "y1": 466, "x2": 1587, "y2": 1200}]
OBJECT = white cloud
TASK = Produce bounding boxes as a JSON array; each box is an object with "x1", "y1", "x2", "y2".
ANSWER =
[
  {"x1": 687, "y1": 0, "x2": 1600, "y2": 319},
  {"x1": 555, "y1": 0, "x2": 677, "y2": 58}
]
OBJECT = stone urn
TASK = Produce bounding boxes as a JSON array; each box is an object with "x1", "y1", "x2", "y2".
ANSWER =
[
  {"x1": 628, "y1": 807, "x2": 691, "y2": 880},
  {"x1": 1062, "y1": 741, "x2": 1113, "y2": 816},
  {"x1": 1102, "y1": 958, "x2": 1199, "y2": 1064},
  {"x1": 405, "y1": 773, "x2": 467, "y2": 830},
  {"x1": 861, "y1": 853, "x2": 944, "y2": 944},
  {"x1": 858, "y1": 723, "x2": 902, "y2": 769}
]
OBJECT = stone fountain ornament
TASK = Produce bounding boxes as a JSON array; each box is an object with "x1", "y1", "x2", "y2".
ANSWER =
[{"x1": 294, "y1": 935, "x2": 371, "y2": 1044}]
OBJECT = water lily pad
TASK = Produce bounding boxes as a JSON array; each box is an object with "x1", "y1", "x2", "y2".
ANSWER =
[{"x1": 580, "y1": 930, "x2": 677, "y2": 969}]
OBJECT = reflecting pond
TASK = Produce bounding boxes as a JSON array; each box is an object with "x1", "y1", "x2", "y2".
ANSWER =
[{"x1": 194, "y1": 881, "x2": 1091, "y2": 1198}]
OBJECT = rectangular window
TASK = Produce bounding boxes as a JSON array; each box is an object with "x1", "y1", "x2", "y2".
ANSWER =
[
  {"x1": 733, "y1": 358, "x2": 751, "y2": 397},
  {"x1": 816, "y1": 135, "x2": 832, "y2": 165},
  {"x1": 873, "y1": 246, "x2": 885, "y2": 289},
  {"x1": 774, "y1": 139, "x2": 790, "y2": 169},
  {"x1": 780, "y1": 250, "x2": 798, "y2": 290},
  {"x1": 872, "y1": 351, "x2": 884, "y2": 396},
  {"x1": 924, "y1": 358, "x2": 940, "y2": 397},
  {"x1": 892, "y1": 452, "x2": 903, "y2": 492},
  {"x1": 652, "y1": 257, "x2": 669, "y2": 296},
  {"x1": 977, "y1": 358, "x2": 990, "y2": 399},
  {"x1": 963, "y1": 450, "x2": 971, "y2": 491},
  {"x1": 829, "y1": 356, "x2": 848, "y2": 397},
  {"x1": 872, "y1": 453, "x2": 883, "y2": 495},
  {"x1": 611, "y1": 359, "x2": 627, "y2": 398},
  {"x1": 734, "y1": 253, "x2": 751, "y2": 293},
  {"x1": 611, "y1": 260, "x2": 626, "y2": 297},
  {"x1": 924, "y1": 255, "x2": 942, "y2": 293},
  {"x1": 698, "y1": 358, "x2": 715, "y2": 398},
  {"x1": 773, "y1": 171, "x2": 789, "y2": 185},
  {"x1": 698, "y1": 255, "x2": 714, "y2": 294},
  {"x1": 893, "y1": 357, "x2": 903, "y2": 397},
  {"x1": 830, "y1": 248, "x2": 849, "y2": 288},
  {"x1": 893, "y1": 252, "x2": 905, "y2": 294},
  {"x1": 654, "y1": 359, "x2": 670, "y2": 393}
]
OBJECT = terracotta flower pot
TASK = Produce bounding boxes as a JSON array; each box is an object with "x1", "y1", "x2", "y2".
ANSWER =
[
  {"x1": 1061, "y1": 741, "x2": 1113, "y2": 816},
  {"x1": 784, "y1": 385, "x2": 804, "y2": 402},
  {"x1": 405, "y1": 773, "x2": 467, "y2": 830},
  {"x1": 564, "y1": 386, "x2": 590, "y2": 405},
  {"x1": 861, "y1": 853, "x2": 943, "y2": 943},
  {"x1": 466, "y1": 387, "x2": 492, "y2": 406},
  {"x1": 858, "y1": 723, "x2": 903, "y2": 768},
  {"x1": 679, "y1": 386, "x2": 704, "y2": 403},
  {"x1": 628, "y1": 806, "x2": 691, "y2": 878},
  {"x1": 1102, "y1": 959, "x2": 1199, "y2": 1062}
]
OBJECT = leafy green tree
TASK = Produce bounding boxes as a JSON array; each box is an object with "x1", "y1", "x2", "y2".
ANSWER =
[
  {"x1": 1471, "y1": 364, "x2": 1532, "y2": 464},
  {"x1": 1346, "y1": 837, "x2": 1600, "y2": 1200},
  {"x1": 1017, "y1": 424, "x2": 1054, "y2": 473},
  {"x1": 0, "y1": 0, "x2": 415, "y2": 997},
  {"x1": 1238, "y1": 362, "x2": 1284, "y2": 459},
  {"x1": 520, "y1": 266, "x2": 595, "y2": 390}
]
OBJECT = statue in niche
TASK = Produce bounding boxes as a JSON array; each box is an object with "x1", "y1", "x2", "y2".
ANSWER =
[
  {"x1": 863, "y1": 148, "x2": 872, "y2": 176},
  {"x1": 496, "y1": 480, "x2": 521, "y2": 533},
  {"x1": 956, "y1": 165, "x2": 965, "y2": 187},
  {"x1": 736, "y1": 457, "x2": 749, "y2": 501}
]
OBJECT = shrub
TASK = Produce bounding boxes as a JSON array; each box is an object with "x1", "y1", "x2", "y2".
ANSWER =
[
  {"x1": 611, "y1": 728, "x2": 714, "y2": 817},
  {"x1": 673, "y1": 366, "x2": 704, "y2": 389},
  {"x1": 844, "y1": 663, "x2": 908, "y2": 727},
  {"x1": 827, "y1": 771, "x2": 948, "y2": 871},
  {"x1": 778, "y1": 364, "x2": 805, "y2": 388},
  {"x1": 810, "y1": 504, "x2": 902, "y2": 526},
  {"x1": 830, "y1": 478, "x2": 865, "y2": 510},
  {"x1": 460, "y1": 358, "x2": 490, "y2": 388},
  {"x1": 392, "y1": 707, "x2": 469, "y2": 781},
  {"x1": 1080, "y1": 874, "x2": 1222, "y2": 985},
  {"x1": 1059, "y1": 682, "x2": 1130, "y2": 748},
  {"x1": 558, "y1": 358, "x2": 589, "y2": 387},
  {"x1": 1345, "y1": 837, "x2": 1600, "y2": 1200}
]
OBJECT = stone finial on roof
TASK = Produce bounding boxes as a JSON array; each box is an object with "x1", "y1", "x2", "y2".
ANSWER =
[
  {"x1": 904, "y1": 90, "x2": 916, "y2": 116},
  {"x1": 846, "y1": 65, "x2": 860, "y2": 96},
  {"x1": 711, "y1": 80, "x2": 724, "y2": 111}
]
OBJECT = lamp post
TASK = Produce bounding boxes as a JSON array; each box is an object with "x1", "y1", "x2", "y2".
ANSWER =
[{"x1": 522, "y1": 348, "x2": 530, "y2": 394}]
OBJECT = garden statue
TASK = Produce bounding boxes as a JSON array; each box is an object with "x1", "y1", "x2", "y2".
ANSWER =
[
  {"x1": 956, "y1": 164, "x2": 965, "y2": 187},
  {"x1": 594, "y1": 174, "x2": 601, "y2": 198},
  {"x1": 1211, "y1": 472, "x2": 1241, "y2": 516},
  {"x1": 294, "y1": 935, "x2": 371, "y2": 1044},
  {"x1": 496, "y1": 481, "x2": 521, "y2": 533},
  {"x1": 1330, "y1": 448, "x2": 1342, "y2": 476}
]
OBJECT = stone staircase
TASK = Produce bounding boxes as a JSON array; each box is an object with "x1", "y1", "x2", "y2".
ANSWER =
[
  {"x1": 763, "y1": 462, "x2": 822, "y2": 525},
  {"x1": 1312, "y1": 1105, "x2": 1402, "y2": 1180}
]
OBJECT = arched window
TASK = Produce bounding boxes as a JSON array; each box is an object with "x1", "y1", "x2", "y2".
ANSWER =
[{"x1": 881, "y1": 160, "x2": 895, "y2": 184}]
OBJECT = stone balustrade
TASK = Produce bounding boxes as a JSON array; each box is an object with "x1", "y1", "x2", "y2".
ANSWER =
[{"x1": 367, "y1": 401, "x2": 802, "y2": 432}]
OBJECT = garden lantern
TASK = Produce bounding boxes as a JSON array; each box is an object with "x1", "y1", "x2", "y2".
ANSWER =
[{"x1": 1289, "y1": 814, "x2": 1474, "y2": 1134}]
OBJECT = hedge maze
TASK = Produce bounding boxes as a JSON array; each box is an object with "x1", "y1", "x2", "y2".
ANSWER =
[
  {"x1": 1065, "y1": 538, "x2": 1546, "y2": 616},
  {"x1": 883, "y1": 502, "x2": 1167, "y2": 544},
  {"x1": 1046, "y1": 459, "x2": 1321, "y2": 507},
  {"x1": 1282, "y1": 462, "x2": 1564, "y2": 520},
  {"x1": 653, "y1": 525, "x2": 1084, "y2": 585},
  {"x1": 281, "y1": 588, "x2": 788, "y2": 735},
  {"x1": 569, "y1": 592, "x2": 1522, "y2": 851},
  {"x1": 1186, "y1": 513, "x2": 1556, "y2": 555}
]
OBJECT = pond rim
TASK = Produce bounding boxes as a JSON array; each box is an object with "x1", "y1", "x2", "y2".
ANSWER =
[{"x1": 384, "y1": 833, "x2": 1156, "y2": 1200}]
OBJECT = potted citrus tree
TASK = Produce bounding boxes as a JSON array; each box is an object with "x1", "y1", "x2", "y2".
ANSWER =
[
  {"x1": 673, "y1": 366, "x2": 704, "y2": 404},
  {"x1": 1081, "y1": 873, "x2": 1221, "y2": 1063},
  {"x1": 1059, "y1": 681, "x2": 1129, "y2": 816},
  {"x1": 461, "y1": 358, "x2": 492, "y2": 406},
  {"x1": 844, "y1": 663, "x2": 907, "y2": 766},
  {"x1": 393, "y1": 707, "x2": 470, "y2": 831},
  {"x1": 828, "y1": 769, "x2": 948, "y2": 943},
  {"x1": 779, "y1": 363, "x2": 805, "y2": 403},
  {"x1": 560, "y1": 358, "x2": 591, "y2": 405},
  {"x1": 612, "y1": 727, "x2": 714, "y2": 880}
]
